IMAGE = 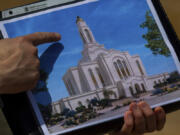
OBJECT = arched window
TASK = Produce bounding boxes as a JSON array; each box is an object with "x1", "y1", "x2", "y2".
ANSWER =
[
  {"x1": 163, "y1": 79, "x2": 166, "y2": 82},
  {"x1": 85, "y1": 29, "x2": 93, "y2": 43},
  {"x1": 65, "y1": 81, "x2": 73, "y2": 96},
  {"x1": 136, "y1": 60, "x2": 144, "y2": 75},
  {"x1": 141, "y1": 83, "x2": 146, "y2": 92},
  {"x1": 135, "y1": 83, "x2": 141, "y2": 94},
  {"x1": 129, "y1": 86, "x2": 134, "y2": 95},
  {"x1": 96, "y1": 67, "x2": 105, "y2": 87},
  {"x1": 154, "y1": 81, "x2": 157, "y2": 85},
  {"x1": 122, "y1": 60, "x2": 131, "y2": 76},
  {"x1": 80, "y1": 32, "x2": 86, "y2": 44},
  {"x1": 88, "y1": 69, "x2": 99, "y2": 89},
  {"x1": 67, "y1": 79, "x2": 76, "y2": 95},
  {"x1": 65, "y1": 82, "x2": 73, "y2": 96},
  {"x1": 158, "y1": 79, "x2": 161, "y2": 84},
  {"x1": 117, "y1": 60, "x2": 127, "y2": 78},
  {"x1": 114, "y1": 62, "x2": 123, "y2": 79}
]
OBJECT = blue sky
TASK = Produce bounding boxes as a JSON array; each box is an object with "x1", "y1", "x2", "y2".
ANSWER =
[{"x1": 4, "y1": 0, "x2": 177, "y2": 103}]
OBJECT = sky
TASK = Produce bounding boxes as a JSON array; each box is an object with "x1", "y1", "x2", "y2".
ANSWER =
[{"x1": 4, "y1": 0, "x2": 178, "y2": 103}]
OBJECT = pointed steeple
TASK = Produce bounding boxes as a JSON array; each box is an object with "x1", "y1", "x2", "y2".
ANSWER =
[
  {"x1": 76, "y1": 16, "x2": 84, "y2": 24},
  {"x1": 76, "y1": 16, "x2": 108, "y2": 62},
  {"x1": 76, "y1": 16, "x2": 96, "y2": 45}
]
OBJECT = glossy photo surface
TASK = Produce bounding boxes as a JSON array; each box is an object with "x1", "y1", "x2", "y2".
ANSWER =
[{"x1": 1, "y1": 0, "x2": 180, "y2": 134}]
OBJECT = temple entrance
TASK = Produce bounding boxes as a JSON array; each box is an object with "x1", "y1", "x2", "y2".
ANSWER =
[
  {"x1": 135, "y1": 83, "x2": 141, "y2": 94},
  {"x1": 141, "y1": 83, "x2": 146, "y2": 92},
  {"x1": 129, "y1": 86, "x2": 134, "y2": 96}
]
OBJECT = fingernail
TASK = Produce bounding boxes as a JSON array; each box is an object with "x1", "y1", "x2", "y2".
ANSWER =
[
  {"x1": 54, "y1": 32, "x2": 60, "y2": 37},
  {"x1": 158, "y1": 109, "x2": 163, "y2": 114}
]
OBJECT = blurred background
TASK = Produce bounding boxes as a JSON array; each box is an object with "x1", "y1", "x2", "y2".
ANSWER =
[{"x1": 0, "y1": 0, "x2": 180, "y2": 135}]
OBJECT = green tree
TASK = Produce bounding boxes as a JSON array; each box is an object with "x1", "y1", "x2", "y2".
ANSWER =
[
  {"x1": 167, "y1": 71, "x2": 180, "y2": 83},
  {"x1": 103, "y1": 90, "x2": 116, "y2": 99},
  {"x1": 140, "y1": 11, "x2": 170, "y2": 57},
  {"x1": 103, "y1": 90, "x2": 110, "y2": 99}
]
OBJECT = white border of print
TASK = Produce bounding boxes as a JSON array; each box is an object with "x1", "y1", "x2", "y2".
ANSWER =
[
  {"x1": 0, "y1": 0, "x2": 180, "y2": 135},
  {"x1": 147, "y1": 0, "x2": 180, "y2": 74}
]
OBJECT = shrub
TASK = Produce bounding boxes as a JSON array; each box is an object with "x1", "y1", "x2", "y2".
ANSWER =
[{"x1": 122, "y1": 99, "x2": 133, "y2": 106}]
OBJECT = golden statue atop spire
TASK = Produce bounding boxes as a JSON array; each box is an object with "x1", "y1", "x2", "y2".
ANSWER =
[{"x1": 76, "y1": 16, "x2": 84, "y2": 23}]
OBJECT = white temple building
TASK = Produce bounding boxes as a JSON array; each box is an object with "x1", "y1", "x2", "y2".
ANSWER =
[{"x1": 51, "y1": 16, "x2": 169, "y2": 114}]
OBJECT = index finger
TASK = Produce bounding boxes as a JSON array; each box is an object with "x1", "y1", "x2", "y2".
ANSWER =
[{"x1": 23, "y1": 32, "x2": 61, "y2": 46}]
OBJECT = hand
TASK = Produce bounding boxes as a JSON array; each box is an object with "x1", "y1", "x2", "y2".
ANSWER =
[
  {"x1": 0, "y1": 32, "x2": 61, "y2": 94},
  {"x1": 113, "y1": 102, "x2": 166, "y2": 135}
]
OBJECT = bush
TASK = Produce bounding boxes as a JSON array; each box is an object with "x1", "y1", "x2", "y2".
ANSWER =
[
  {"x1": 111, "y1": 105, "x2": 121, "y2": 111},
  {"x1": 122, "y1": 99, "x2": 133, "y2": 106},
  {"x1": 79, "y1": 116, "x2": 87, "y2": 123},
  {"x1": 76, "y1": 105, "x2": 86, "y2": 113},
  {"x1": 90, "y1": 98, "x2": 99, "y2": 106},
  {"x1": 87, "y1": 112, "x2": 96, "y2": 119},
  {"x1": 65, "y1": 110, "x2": 76, "y2": 118},
  {"x1": 61, "y1": 108, "x2": 70, "y2": 116},
  {"x1": 99, "y1": 99, "x2": 112, "y2": 108}
]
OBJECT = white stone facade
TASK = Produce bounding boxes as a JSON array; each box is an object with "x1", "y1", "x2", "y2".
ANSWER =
[{"x1": 51, "y1": 17, "x2": 169, "y2": 114}]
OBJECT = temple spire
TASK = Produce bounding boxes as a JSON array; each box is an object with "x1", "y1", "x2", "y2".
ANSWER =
[
  {"x1": 76, "y1": 16, "x2": 96, "y2": 45},
  {"x1": 76, "y1": 16, "x2": 84, "y2": 23},
  {"x1": 76, "y1": 16, "x2": 108, "y2": 62}
]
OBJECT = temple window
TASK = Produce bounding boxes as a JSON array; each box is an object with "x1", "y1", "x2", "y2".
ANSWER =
[
  {"x1": 129, "y1": 86, "x2": 134, "y2": 95},
  {"x1": 117, "y1": 60, "x2": 127, "y2": 78},
  {"x1": 96, "y1": 67, "x2": 105, "y2": 87},
  {"x1": 67, "y1": 79, "x2": 76, "y2": 95},
  {"x1": 85, "y1": 29, "x2": 93, "y2": 43},
  {"x1": 135, "y1": 83, "x2": 141, "y2": 94},
  {"x1": 65, "y1": 81, "x2": 73, "y2": 96},
  {"x1": 122, "y1": 60, "x2": 131, "y2": 76},
  {"x1": 141, "y1": 83, "x2": 146, "y2": 92},
  {"x1": 158, "y1": 79, "x2": 161, "y2": 84},
  {"x1": 136, "y1": 60, "x2": 144, "y2": 75},
  {"x1": 88, "y1": 69, "x2": 99, "y2": 89},
  {"x1": 114, "y1": 62, "x2": 123, "y2": 79},
  {"x1": 80, "y1": 32, "x2": 86, "y2": 44},
  {"x1": 154, "y1": 81, "x2": 157, "y2": 85}
]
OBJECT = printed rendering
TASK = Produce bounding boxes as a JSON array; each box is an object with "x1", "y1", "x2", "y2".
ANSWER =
[
  {"x1": 2, "y1": 0, "x2": 180, "y2": 134},
  {"x1": 52, "y1": 16, "x2": 169, "y2": 112}
]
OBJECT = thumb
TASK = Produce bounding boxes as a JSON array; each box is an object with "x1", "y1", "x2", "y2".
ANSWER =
[
  {"x1": 120, "y1": 111, "x2": 134, "y2": 135},
  {"x1": 23, "y1": 32, "x2": 61, "y2": 46}
]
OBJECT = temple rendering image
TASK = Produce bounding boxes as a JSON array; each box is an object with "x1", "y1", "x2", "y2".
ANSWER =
[{"x1": 51, "y1": 16, "x2": 169, "y2": 114}]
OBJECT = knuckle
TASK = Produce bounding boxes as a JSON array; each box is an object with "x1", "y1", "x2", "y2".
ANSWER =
[
  {"x1": 34, "y1": 32, "x2": 41, "y2": 35},
  {"x1": 32, "y1": 71, "x2": 40, "y2": 80},
  {"x1": 136, "y1": 113, "x2": 143, "y2": 120},
  {"x1": 35, "y1": 71, "x2": 40, "y2": 79},
  {"x1": 33, "y1": 58, "x2": 40, "y2": 66},
  {"x1": 17, "y1": 36, "x2": 26, "y2": 44},
  {"x1": 135, "y1": 115, "x2": 145, "y2": 126},
  {"x1": 32, "y1": 47, "x2": 38, "y2": 55},
  {"x1": 35, "y1": 32, "x2": 44, "y2": 38},
  {"x1": 126, "y1": 123, "x2": 133, "y2": 129},
  {"x1": 35, "y1": 60, "x2": 40, "y2": 69},
  {"x1": 136, "y1": 119, "x2": 144, "y2": 126},
  {"x1": 146, "y1": 111, "x2": 154, "y2": 118},
  {"x1": 36, "y1": 59, "x2": 40, "y2": 66}
]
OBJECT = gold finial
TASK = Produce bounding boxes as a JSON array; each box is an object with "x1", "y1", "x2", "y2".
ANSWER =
[{"x1": 76, "y1": 16, "x2": 84, "y2": 23}]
